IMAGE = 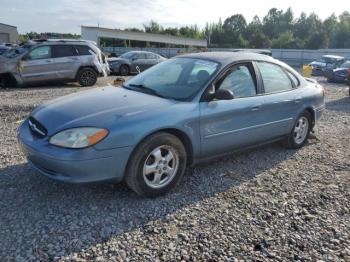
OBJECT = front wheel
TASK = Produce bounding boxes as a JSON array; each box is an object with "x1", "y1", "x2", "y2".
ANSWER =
[
  {"x1": 284, "y1": 111, "x2": 311, "y2": 149},
  {"x1": 125, "y1": 132, "x2": 187, "y2": 197}
]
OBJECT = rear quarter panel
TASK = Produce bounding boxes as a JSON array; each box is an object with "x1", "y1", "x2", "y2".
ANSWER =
[{"x1": 299, "y1": 80, "x2": 325, "y2": 124}]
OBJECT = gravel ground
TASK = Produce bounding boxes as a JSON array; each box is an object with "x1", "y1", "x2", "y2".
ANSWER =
[{"x1": 0, "y1": 76, "x2": 349, "y2": 261}]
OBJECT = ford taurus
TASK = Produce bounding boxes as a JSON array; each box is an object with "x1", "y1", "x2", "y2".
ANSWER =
[{"x1": 18, "y1": 52, "x2": 325, "y2": 197}]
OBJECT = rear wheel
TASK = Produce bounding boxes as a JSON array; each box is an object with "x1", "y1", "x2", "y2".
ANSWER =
[
  {"x1": 284, "y1": 111, "x2": 311, "y2": 149},
  {"x1": 77, "y1": 68, "x2": 97, "y2": 87},
  {"x1": 125, "y1": 132, "x2": 187, "y2": 197},
  {"x1": 119, "y1": 65, "x2": 129, "y2": 76}
]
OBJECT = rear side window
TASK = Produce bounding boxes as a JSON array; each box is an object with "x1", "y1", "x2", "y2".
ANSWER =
[
  {"x1": 135, "y1": 53, "x2": 146, "y2": 59},
  {"x1": 146, "y1": 53, "x2": 158, "y2": 59},
  {"x1": 286, "y1": 71, "x2": 300, "y2": 87},
  {"x1": 257, "y1": 62, "x2": 293, "y2": 93},
  {"x1": 218, "y1": 64, "x2": 257, "y2": 98},
  {"x1": 52, "y1": 45, "x2": 77, "y2": 58},
  {"x1": 75, "y1": 45, "x2": 94, "y2": 56}
]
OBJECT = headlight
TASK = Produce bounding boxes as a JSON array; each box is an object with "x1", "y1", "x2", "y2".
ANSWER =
[{"x1": 49, "y1": 127, "x2": 108, "y2": 149}]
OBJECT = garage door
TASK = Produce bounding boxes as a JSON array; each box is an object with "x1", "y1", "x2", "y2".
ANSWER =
[{"x1": 0, "y1": 33, "x2": 10, "y2": 43}]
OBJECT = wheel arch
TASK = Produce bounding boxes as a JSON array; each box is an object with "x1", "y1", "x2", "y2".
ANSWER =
[
  {"x1": 126, "y1": 128, "x2": 194, "y2": 170},
  {"x1": 304, "y1": 107, "x2": 316, "y2": 128}
]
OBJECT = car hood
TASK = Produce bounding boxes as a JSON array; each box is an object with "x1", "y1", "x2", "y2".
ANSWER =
[{"x1": 30, "y1": 86, "x2": 177, "y2": 136}]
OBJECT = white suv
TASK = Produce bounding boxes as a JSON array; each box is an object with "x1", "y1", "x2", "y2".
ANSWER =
[{"x1": 0, "y1": 39, "x2": 109, "y2": 87}]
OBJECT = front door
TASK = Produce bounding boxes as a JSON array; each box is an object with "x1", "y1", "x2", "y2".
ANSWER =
[
  {"x1": 20, "y1": 45, "x2": 57, "y2": 83},
  {"x1": 200, "y1": 62, "x2": 268, "y2": 158}
]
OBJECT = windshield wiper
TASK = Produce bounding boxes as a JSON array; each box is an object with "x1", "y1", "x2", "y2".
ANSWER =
[{"x1": 127, "y1": 84, "x2": 166, "y2": 98}]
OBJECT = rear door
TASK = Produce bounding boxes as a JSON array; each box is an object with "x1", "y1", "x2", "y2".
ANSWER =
[
  {"x1": 132, "y1": 53, "x2": 148, "y2": 72},
  {"x1": 20, "y1": 45, "x2": 57, "y2": 82},
  {"x1": 145, "y1": 53, "x2": 160, "y2": 69},
  {"x1": 51, "y1": 45, "x2": 80, "y2": 80},
  {"x1": 255, "y1": 61, "x2": 302, "y2": 139}
]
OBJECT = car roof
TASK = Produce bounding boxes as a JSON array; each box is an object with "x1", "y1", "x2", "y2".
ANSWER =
[
  {"x1": 322, "y1": 55, "x2": 344, "y2": 59},
  {"x1": 178, "y1": 51, "x2": 276, "y2": 66},
  {"x1": 126, "y1": 51, "x2": 158, "y2": 54}
]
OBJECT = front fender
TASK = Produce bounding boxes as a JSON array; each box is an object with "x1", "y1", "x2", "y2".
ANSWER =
[{"x1": 94, "y1": 102, "x2": 201, "y2": 158}]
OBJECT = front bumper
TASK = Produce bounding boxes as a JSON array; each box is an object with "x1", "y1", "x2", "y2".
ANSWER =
[
  {"x1": 108, "y1": 63, "x2": 121, "y2": 73},
  {"x1": 18, "y1": 120, "x2": 133, "y2": 183}
]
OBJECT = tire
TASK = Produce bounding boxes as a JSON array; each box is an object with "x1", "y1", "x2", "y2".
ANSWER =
[
  {"x1": 284, "y1": 111, "x2": 311, "y2": 149},
  {"x1": 125, "y1": 132, "x2": 187, "y2": 197},
  {"x1": 77, "y1": 68, "x2": 98, "y2": 87},
  {"x1": 0, "y1": 74, "x2": 17, "y2": 88},
  {"x1": 119, "y1": 65, "x2": 129, "y2": 76}
]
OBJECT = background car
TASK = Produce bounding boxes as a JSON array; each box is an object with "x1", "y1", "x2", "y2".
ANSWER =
[
  {"x1": 108, "y1": 51, "x2": 166, "y2": 75},
  {"x1": 0, "y1": 39, "x2": 109, "y2": 88},
  {"x1": 0, "y1": 44, "x2": 11, "y2": 55},
  {"x1": 19, "y1": 52, "x2": 325, "y2": 197},
  {"x1": 348, "y1": 68, "x2": 350, "y2": 96},
  {"x1": 309, "y1": 55, "x2": 345, "y2": 76},
  {"x1": 324, "y1": 60, "x2": 350, "y2": 83}
]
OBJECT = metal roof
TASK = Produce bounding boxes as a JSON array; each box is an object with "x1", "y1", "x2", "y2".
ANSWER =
[
  {"x1": 179, "y1": 51, "x2": 275, "y2": 66},
  {"x1": 0, "y1": 23, "x2": 17, "y2": 28},
  {"x1": 81, "y1": 26, "x2": 207, "y2": 47}
]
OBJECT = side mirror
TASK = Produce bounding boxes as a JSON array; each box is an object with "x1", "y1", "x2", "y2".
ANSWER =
[
  {"x1": 22, "y1": 55, "x2": 29, "y2": 61},
  {"x1": 214, "y1": 89, "x2": 234, "y2": 100},
  {"x1": 131, "y1": 57, "x2": 137, "y2": 61}
]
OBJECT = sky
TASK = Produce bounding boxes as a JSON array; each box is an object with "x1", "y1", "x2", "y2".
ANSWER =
[{"x1": 1, "y1": 0, "x2": 349, "y2": 34}]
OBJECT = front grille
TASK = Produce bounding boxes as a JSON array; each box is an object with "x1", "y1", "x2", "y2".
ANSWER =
[{"x1": 28, "y1": 117, "x2": 47, "y2": 138}]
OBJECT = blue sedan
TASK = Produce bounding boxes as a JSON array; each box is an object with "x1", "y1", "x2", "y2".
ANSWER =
[{"x1": 18, "y1": 52, "x2": 325, "y2": 197}]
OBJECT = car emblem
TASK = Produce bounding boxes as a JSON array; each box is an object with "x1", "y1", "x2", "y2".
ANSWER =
[{"x1": 28, "y1": 119, "x2": 46, "y2": 136}]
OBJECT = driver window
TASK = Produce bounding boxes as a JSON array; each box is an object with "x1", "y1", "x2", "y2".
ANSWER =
[
  {"x1": 28, "y1": 46, "x2": 51, "y2": 60},
  {"x1": 218, "y1": 64, "x2": 257, "y2": 98}
]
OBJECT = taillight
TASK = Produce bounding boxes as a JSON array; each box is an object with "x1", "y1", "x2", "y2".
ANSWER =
[{"x1": 321, "y1": 85, "x2": 327, "y2": 97}]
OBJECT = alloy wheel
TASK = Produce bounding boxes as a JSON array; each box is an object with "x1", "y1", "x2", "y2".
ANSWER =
[
  {"x1": 293, "y1": 116, "x2": 309, "y2": 144},
  {"x1": 143, "y1": 145, "x2": 179, "y2": 189},
  {"x1": 80, "y1": 71, "x2": 96, "y2": 86}
]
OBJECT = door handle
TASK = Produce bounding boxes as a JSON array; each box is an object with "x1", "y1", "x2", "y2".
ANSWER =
[
  {"x1": 45, "y1": 59, "x2": 52, "y2": 63},
  {"x1": 294, "y1": 97, "x2": 302, "y2": 103},
  {"x1": 251, "y1": 104, "x2": 262, "y2": 111}
]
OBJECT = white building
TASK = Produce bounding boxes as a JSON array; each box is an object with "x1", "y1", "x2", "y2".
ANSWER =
[
  {"x1": 0, "y1": 23, "x2": 19, "y2": 43},
  {"x1": 81, "y1": 26, "x2": 207, "y2": 48}
]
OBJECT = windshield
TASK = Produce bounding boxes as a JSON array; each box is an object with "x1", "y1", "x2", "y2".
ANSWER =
[
  {"x1": 124, "y1": 57, "x2": 219, "y2": 100},
  {"x1": 120, "y1": 52, "x2": 136, "y2": 59},
  {"x1": 316, "y1": 57, "x2": 326, "y2": 63},
  {"x1": 2, "y1": 46, "x2": 28, "y2": 59}
]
